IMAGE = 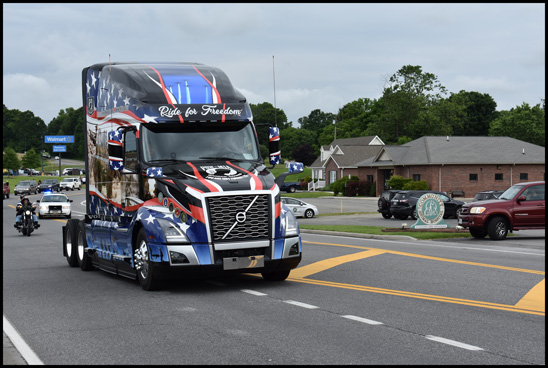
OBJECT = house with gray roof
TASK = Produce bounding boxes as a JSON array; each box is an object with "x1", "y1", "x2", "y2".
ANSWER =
[
  {"x1": 308, "y1": 136, "x2": 384, "y2": 190},
  {"x1": 356, "y1": 136, "x2": 545, "y2": 196}
]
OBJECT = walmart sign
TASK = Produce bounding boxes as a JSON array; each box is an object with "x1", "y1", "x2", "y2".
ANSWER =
[{"x1": 45, "y1": 135, "x2": 74, "y2": 143}]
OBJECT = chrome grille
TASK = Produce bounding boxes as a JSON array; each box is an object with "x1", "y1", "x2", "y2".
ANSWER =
[{"x1": 207, "y1": 194, "x2": 270, "y2": 241}]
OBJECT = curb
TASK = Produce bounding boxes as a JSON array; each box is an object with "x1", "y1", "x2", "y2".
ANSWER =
[{"x1": 300, "y1": 228, "x2": 418, "y2": 241}]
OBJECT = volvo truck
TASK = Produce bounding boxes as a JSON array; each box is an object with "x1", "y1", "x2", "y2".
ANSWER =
[{"x1": 63, "y1": 62, "x2": 303, "y2": 290}]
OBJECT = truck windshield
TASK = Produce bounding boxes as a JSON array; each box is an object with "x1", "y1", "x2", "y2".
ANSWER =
[{"x1": 141, "y1": 122, "x2": 260, "y2": 162}]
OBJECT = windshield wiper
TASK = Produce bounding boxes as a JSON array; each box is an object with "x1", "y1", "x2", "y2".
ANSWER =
[
  {"x1": 198, "y1": 156, "x2": 243, "y2": 161},
  {"x1": 147, "y1": 159, "x2": 187, "y2": 166}
]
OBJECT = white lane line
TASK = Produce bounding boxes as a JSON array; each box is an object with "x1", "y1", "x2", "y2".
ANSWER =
[
  {"x1": 426, "y1": 335, "x2": 484, "y2": 351},
  {"x1": 341, "y1": 315, "x2": 383, "y2": 325},
  {"x1": 284, "y1": 300, "x2": 319, "y2": 309},
  {"x1": 3, "y1": 315, "x2": 45, "y2": 365},
  {"x1": 241, "y1": 289, "x2": 267, "y2": 296}
]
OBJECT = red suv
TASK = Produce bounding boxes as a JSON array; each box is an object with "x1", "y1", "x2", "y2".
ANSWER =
[
  {"x1": 458, "y1": 181, "x2": 545, "y2": 240},
  {"x1": 3, "y1": 181, "x2": 9, "y2": 199}
]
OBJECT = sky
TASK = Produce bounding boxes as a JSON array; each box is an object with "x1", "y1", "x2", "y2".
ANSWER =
[{"x1": 3, "y1": 3, "x2": 545, "y2": 127}]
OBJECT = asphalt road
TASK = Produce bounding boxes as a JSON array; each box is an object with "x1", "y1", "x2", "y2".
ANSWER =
[{"x1": 3, "y1": 191, "x2": 545, "y2": 364}]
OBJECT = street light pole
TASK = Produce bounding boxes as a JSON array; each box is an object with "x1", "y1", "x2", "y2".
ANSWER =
[{"x1": 41, "y1": 133, "x2": 44, "y2": 174}]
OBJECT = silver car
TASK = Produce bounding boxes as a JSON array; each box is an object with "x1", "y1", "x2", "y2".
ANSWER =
[
  {"x1": 281, "y1": 197, "x2": 319, "y2": 218},
  {"x1": 37, "y1": 193, "x2": 73, "y2": 219}
]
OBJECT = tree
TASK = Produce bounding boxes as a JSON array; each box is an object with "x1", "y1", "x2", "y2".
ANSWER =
[
  {"x1": 448, "y1": 91, "x2": 498, "y2": 136},
  {"x1": 250, "y1": 102, "x2": 289, "y2": 152},
  {"x1": 3, "y1": 105, "x2": 47, "y2": 154},
  {"x1": 280, "y1": 127, "x2": 317, "y2": 161},
  {"x1": 292, "y1": 143, "x2": 317, "y2": 166},
  {"x1": 298, "y1": 109, "x2": 334, "y2": 138},
  {"x1": 489, "y1": 102, "x2": 545, "y2": 146},
  {"x1": 367, "y1": 65, "x2": 448, "y2": 143},
  {"x1": 20, "y1": 148, "x2": 41, "y2": 169},
  {"x1": 3, "y1": 147, "x2": 20, "y2": 172}
]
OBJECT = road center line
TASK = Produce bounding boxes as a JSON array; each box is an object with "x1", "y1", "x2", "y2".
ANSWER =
[
  {"x1": 341, "y1": 315, "x2": 383, "y2": 325},
  {"x1": 241, "y1": 289, "x2": 267, "y2": 296},
  {"x1": 425, "y1": 335, "x2": 484, "y2": 351},
  {"x1": 284, "y1": 300, "x2": 318, "y2": 309}
]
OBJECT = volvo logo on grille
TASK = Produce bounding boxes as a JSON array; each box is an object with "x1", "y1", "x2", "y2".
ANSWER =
[{"x1": 235, "y1": 212, "x2": 247, "y2": 223}]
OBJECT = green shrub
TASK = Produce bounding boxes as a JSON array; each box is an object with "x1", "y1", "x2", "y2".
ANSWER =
[
  {"x1": 369, "y1": 181, "x2": 377, "y2": 196},
  {"x1": 386, "y1": 175, "x2": 411, "y2": 190},
  {"x1": 403, "y1": 180, "x2": 429, "y2": 190}
]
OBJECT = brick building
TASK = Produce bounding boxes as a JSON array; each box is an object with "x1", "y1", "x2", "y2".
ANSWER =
[{"x1": 309, "y1": 136, "x2": 545, "y2": 197}]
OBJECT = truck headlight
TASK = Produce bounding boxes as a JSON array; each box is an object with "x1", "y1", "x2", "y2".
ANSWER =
[
  {"x1": 470, "y1": 207, "x2": 486, "y2": 214},
  {"x1": 156, "y1": 218, "x2": 190, "y2": 244},
  {"x1": 284, "y1": 209, "x2": 299, "y2": 237}
]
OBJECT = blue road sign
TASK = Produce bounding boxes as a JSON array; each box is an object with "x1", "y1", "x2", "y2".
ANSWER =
[
  {"x1": 53, "y1": 145, "x2": 67, "y2": 152},
  {"x1": 45, "y1": 135, "x2": 74, "y2": 143}
]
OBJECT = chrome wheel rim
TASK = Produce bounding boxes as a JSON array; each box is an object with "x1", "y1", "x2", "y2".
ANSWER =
[
  {"x1": 77, "y1": 230, "x2": 84, "y2": 260},
  {"x1": 66, "y1": 229, "x2": 72, "y2": 257},
  {"x1": 135, "y1": 240, "x2": 149, "y2": 279}
]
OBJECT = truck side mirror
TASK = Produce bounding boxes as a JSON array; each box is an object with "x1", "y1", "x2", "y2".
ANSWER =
[
  {"x1": 517, "y1": 195, "x2": 526, "y2": 202},
  {"x1": 288, "y1": 162, "x2": 304, "y2": 173},
  {"x1": 268, "y1": 127, "x2": 280, "y2": 166},
  {"x1": 274, "y1": 161, "x2": 304, "y2": 188},
  {"x1": 107, "y1": 130, "x2": 124, "y2": 171}
]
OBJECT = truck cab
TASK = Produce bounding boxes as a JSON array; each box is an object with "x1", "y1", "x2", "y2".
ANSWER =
[{"x1": 63, "y1": 62, "x2": 303, "y2": 290}]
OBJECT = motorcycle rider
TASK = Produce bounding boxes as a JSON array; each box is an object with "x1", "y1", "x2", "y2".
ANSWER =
[{"x1": 14, "y1": 196, "x2": 40, "y2": 229}]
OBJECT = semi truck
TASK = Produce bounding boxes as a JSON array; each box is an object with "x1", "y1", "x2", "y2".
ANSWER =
[{"x1": 63, "y1": 62, "x2": 303, "y2": 290}]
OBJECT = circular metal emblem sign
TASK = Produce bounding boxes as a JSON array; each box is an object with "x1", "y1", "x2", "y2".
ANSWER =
[{"x1": 416, "y1": 193, "x2": 445, "y2": 225}]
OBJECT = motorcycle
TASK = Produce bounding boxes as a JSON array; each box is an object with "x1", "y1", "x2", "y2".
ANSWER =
[{"x1": 15, "y1": 199, "x2": 38, "y2": 236}]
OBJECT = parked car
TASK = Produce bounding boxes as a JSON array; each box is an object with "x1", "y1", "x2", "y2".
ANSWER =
[
  {"x1": 377, "y1": 189, "x2": 401, "y2": 219},
  {"x1": 59, "y1": 177, "x2": 82, "y2": 191},
  {"x1": 390, "y1": 190, "x2": 465, "y2": 220},
  {"x1": 37, "y1": 178, "x2": 60, "y2": 193},
  {"x1": 458, "y1": 181, "x2": 545, "y2": 240},
  {"x1": 14, "y1": 180, "x2": 37, "y2": 195},
  {"x1": 3, "y1": 181, "x2": 10, "y2": 199},
  {"x1": 472, "y1": 190, "x2": 505, "y2": 202},
  {"x1": 37, "y1": 193, "x2": 73, "y2": 219},
  {"x1": 281, "y1": 197, "x2": 319, "y2": 218},
  {"x1": 280, "y1": 181, "x2": 301, "y2": 193}
]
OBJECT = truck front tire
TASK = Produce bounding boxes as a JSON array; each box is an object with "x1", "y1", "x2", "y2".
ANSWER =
[{"x1": 135, "y1": 228, "x2": 159, "y2": 291}]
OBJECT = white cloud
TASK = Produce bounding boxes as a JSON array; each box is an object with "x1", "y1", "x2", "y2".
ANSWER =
[{"x1": 2, "y1": 3, "x2": 545, "y2": 125}]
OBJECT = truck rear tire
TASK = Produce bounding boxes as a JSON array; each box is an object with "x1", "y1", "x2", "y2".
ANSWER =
[
  {"x1": 64, "y1": 219, "x2": 80, "y2": 267},
  {"x1": 77, "y1": 221, "x2": 94, "y2": 271},
  {"x1": 135, "y1": 228, "x2": 159, "y2": 291},
  {"x1": 487, "y1": 216, "x2": 509, "y2": 240}
]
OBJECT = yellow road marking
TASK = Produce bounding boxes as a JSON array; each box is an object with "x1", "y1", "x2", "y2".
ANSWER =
[
  {"x1": 290, "y1": 249, "x2": 386, "y2": 278},
  {"x1": 286, "y1": 276, "x2": 544, "y2": 316},
  {"x1": 514, "y1": 278, "x2": 545, "y2": 311},
  {"x1": 297, "y1": 240, "x2": 545, "y2": 315},
  {"x1": 304, "y1": 241, "x2": 545, "y2": 275}
]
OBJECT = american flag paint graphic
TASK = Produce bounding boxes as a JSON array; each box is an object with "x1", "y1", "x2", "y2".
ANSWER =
[{"x1": 86, "y1": 64, "x2": 222, "y2": 122}]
